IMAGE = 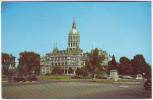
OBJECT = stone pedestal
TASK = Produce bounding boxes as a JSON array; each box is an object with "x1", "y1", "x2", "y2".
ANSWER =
[{"x1": 110, "y1": 70, "x2": 118, "y2": 81}]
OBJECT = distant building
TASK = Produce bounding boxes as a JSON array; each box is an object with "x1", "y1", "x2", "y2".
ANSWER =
[
  {"x1": 40, "y1": 20, "x2": 110, "y2": 75},
  {"x1": 41, "y1": 20, "x2": 85, "y2": 75},
  {"x1": 2, "y1": 53, "x2": 16, "y2": 75}
]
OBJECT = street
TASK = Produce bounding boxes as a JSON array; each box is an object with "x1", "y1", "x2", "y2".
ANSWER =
[{"x1": 2, "y1": 81, "x2": 151, "y2": 99}]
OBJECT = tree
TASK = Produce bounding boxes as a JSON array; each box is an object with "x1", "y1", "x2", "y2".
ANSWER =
[
  {"x1": 131, "y1": 55, "x2": 145, "y2": 74},
  {"x1": 2, "y1": 53, "x2": 15, "y2": 75},
  {"x1": 68, "y1": 67, "x2": 73, "y2": 74},
  {"x1": 118, "y1": 56, "x2": 134, "y2": 75},
  {"x1": 85, "y1": 48, "x2": 106, "y2": 80},
  {"x1": 143, "y1": 63, "x2": 151, "y2": 79},
  {"x1": 76, "y1": 67, "x2": 88, "y2": 78},
  {"x1": 52, "y1": 67, "x2": 63, "y2": 75},
  {"x1": 18, "y1": 51, "x2": 40, "y2": 76},
  {"x1": 84, "y1": 59, "x2": 92, "y2": 75},
  {"x1": 108, "y1": 55, "x2": 118, "y2": 72},
  {"x1": 131, "y1": 54, "x2": 151, "y2": 78}
]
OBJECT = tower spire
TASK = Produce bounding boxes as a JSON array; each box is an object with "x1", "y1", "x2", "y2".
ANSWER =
[{"x1": 72, "y1": 18, "x2": 76, "y2": 29}]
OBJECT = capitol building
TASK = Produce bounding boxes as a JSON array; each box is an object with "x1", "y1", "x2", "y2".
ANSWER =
[{"x1": 40, "y1": 20, "x2": 109, "y2": 75}]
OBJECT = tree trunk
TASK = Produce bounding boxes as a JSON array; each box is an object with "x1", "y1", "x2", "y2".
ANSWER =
[
  {"x1": 91, "y1": 74, "x2": 94, "y2": 81},
  {"x1": 92, "y1": 73, "x2": 96, "y2": 81},
  {"x1": 93, "y1": 73, "x2": 96, "y2": 80},
  {"x1": 92, "y1": 68, "x2": 96, "y2": 81}
]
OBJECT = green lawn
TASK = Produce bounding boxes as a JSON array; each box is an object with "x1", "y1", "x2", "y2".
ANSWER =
[{"x1": 38, "y1": 75, "x2": 71, "y2": 80}]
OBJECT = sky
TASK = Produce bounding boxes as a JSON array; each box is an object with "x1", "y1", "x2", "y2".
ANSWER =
[{"x1": 2, "y1": 2, "x2": 151, "y2": 64}]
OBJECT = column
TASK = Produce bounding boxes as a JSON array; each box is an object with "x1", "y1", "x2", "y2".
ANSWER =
[
  {"x1": 66, "y1": 69, "x2": 68, "y2": 75},
  {"x1": 73, "y1": 70, "x2": 76, "y2": 75},
  {"x1": 64, "y1": 68, "x2": 66, "y2": 74}
]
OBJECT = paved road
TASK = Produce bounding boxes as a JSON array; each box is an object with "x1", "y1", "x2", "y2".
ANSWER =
[{"x1": 2, "y1": 81, "x2": 151, "y2": 99}]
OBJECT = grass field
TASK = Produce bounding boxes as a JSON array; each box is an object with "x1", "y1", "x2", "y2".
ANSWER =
[{"x1": 38, "y1": 75, "x2": 71, "y2": 80}]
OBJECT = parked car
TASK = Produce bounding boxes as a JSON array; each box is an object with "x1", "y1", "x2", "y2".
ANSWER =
[
  {"x1": 144, "y1": 79, "x2": 151, "y2": 90},
  {"x1": 71, "y1": 75, "x2": 82, "y2": 79},
  {"x1": 96, "y1": 76, "x2": 107, "y2": 79},
  {"x1": 121, "y1": 75, "x2": 133, "y2": 79},
  {"x1": 107, "y1": 76, "x2": 112, "y2": 80},
  {"x1": 13, "y1": 76, "x2": 26, "y2": 82},
  {"x1": 136, "y1": 74, "x2": 143, "y2": 80},
  {"x1": 28, "y1": 75, "x2": 38, "y2": 82}
]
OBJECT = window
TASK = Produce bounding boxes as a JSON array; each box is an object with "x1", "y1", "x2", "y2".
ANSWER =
[{"x1": 73, "y1": 43, "x2": 75, "y2": 47}]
